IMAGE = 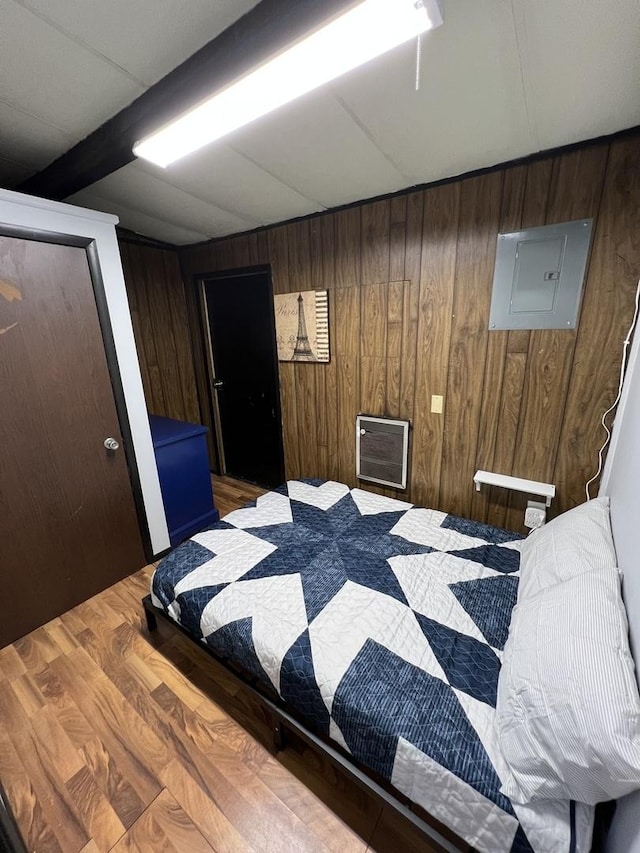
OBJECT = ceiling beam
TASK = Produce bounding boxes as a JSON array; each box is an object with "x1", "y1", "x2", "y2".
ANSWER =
[{"x1": 16, "y1": 0, "x2": 354, "y2": 201}]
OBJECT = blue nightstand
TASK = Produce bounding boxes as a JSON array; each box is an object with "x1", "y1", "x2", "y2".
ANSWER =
[{"x1": 149, "y1": 415, "x2": 220, "y2": 547}]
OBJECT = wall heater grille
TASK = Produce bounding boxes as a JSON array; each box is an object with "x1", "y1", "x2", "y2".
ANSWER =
[{"x1": 356, "y1": 415, "x2": 410, "y2": 489}]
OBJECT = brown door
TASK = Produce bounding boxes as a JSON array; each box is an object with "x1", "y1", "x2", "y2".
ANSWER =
[{"x1": 0, "y1": 235, "x2": 145, "y2": 647}]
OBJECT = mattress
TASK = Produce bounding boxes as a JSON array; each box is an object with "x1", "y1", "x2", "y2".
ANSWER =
[{"x1": 151, "y1": 479, "x2": 594, "y2": 853}]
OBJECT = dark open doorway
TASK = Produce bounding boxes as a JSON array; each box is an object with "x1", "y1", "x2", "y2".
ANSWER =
[{"x1": 199, "y1": 268, "x2": 285, "y2": 489}]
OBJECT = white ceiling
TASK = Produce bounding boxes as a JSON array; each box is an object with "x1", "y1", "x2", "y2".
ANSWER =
[{"x1": 1, "y1": 0, "x2": 639, "y2": 245}]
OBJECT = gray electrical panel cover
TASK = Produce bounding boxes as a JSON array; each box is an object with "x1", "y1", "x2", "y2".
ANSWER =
[{"x1": 488, "y1": 218, "x2": 593, "y2": 330}]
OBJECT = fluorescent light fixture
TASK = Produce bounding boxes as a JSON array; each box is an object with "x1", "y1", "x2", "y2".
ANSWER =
[{"x1": 133, "y1": 0, "x2": 442, "y2": 167}]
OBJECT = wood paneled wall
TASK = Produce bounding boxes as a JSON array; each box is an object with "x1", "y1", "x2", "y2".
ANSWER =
[
  {"x1": 168, "y1": 134, "x2": 639, "y2": 531},
  {"x1": 119, "y1": 240, "x2": 200, "y2": 425}
]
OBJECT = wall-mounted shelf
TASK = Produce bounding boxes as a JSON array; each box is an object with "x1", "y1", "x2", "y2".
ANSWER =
[{"x1": 473, "y1": 470, "x2": 556, "y2": 507}]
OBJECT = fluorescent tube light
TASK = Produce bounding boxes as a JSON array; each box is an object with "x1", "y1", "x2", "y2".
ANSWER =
[{"x1": 133, "y1": 0, "x2": 442, "y2": 167}]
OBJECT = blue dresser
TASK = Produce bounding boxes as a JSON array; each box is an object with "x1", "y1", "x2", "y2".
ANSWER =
[{"x1": 150, "y1": 415, "x2": 219, "y2": 547}]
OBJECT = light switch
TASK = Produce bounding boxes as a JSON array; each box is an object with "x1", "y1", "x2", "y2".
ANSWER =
[{"x1": 431, "y1": 394, "x2": 443, "y2": 414}]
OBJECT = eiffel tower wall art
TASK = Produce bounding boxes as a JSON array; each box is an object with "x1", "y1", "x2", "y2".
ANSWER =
[{"x1": 274, "y1": 290, "x2": 330, "y2": 363}]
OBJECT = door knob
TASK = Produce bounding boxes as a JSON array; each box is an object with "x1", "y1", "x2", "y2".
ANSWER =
[
  {"x1": 212, "y1": 379, "x2": 224, "y2": 389},
  {"x1": 104, "y1": 437, "x2": 120, "y2": 451}
]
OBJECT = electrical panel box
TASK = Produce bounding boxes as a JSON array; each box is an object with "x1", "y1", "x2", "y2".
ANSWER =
[{"x1": 488, "y1": 218, "x2": 593, "y2": 331}]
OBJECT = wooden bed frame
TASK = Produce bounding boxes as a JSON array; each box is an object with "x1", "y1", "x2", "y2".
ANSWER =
[{"x1": 142, "y1": 593, "x2": 466, "y2": 853}]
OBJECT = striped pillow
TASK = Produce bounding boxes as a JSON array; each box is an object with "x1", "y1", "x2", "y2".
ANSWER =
[
  {"x1": 497, "y1": 565, "x2": 640, "y2": 804},
  {"x1": 518, "y1": 497, "x2": 616, "y2": 600}
]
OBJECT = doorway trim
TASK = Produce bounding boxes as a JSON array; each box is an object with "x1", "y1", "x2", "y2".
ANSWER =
[
  {"x1": 0, "y1": 223, "x2": 153, "y2": 560},
  {"x1": 193, "y1": 265, "x2": 285, "y2": 485},
  {"x1": 200, "y1": 280, "x2": 228, "y2": 473}
]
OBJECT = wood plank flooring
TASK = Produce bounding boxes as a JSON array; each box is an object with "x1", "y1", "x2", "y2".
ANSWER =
[
  {"x1": 0, "y1": 476, "x2": 456, "y2": 853},
  {"x1": 211, "y1": 475, "x2": 267, "y2": 518}
]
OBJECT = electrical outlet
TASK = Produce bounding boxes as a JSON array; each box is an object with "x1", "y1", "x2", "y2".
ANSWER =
[
  {"x1": 431, "y1": 394, "x2": 443, "y2": 414},
  {"x1": 524, "y1": 500, "x2": 546, "y2": 529}
]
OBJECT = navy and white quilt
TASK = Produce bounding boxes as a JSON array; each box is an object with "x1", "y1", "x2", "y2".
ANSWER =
[{"x1": 151, "y1": 480, "x2": 594, "y2": 853}]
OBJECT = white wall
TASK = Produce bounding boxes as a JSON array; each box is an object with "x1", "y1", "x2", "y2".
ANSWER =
[
  {"x1": 600, "y1": 302, "x2": 640, "y2": 663},
  {"x1": 600, "y1": 295, "x2": 640, "y2": 853},
  {"x1": 0, "y1": 188, "x2": 170, "y2": 555}
]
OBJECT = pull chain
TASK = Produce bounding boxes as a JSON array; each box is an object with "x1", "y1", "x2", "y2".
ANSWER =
[{"x1": 415, "y1": 0, "x2": 424, "y2": 91}]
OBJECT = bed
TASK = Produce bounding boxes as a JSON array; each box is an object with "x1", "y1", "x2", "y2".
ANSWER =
[{"x1": 146, "y1": 479, "x2": 599, "y2": 853}]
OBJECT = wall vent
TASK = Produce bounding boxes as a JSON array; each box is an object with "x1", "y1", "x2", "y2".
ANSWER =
[{"x1": 356, "y1": 415, "x2": 410, "y2": 490}]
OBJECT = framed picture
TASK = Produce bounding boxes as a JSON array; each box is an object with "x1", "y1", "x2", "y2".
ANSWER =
[{"x1": 274, "y1": 289, "x2": 329, "y2": 362}]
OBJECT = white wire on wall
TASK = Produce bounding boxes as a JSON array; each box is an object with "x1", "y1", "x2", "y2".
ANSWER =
[{"x1": 585, "y1": 277, "x2": 640, "y2": 500}]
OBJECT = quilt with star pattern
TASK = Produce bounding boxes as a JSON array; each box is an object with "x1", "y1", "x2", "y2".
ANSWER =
[{"x1": 151, "y1": 479, "x2": 594, "y2": 853}]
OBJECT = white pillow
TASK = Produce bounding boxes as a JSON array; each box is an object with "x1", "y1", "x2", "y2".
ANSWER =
[
  {"x1": 518, "y1": 497, "x2": 616, "y2": 600},
  {"x1": 497, "y1": 565, "x2": 640, "y2": 804}
]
